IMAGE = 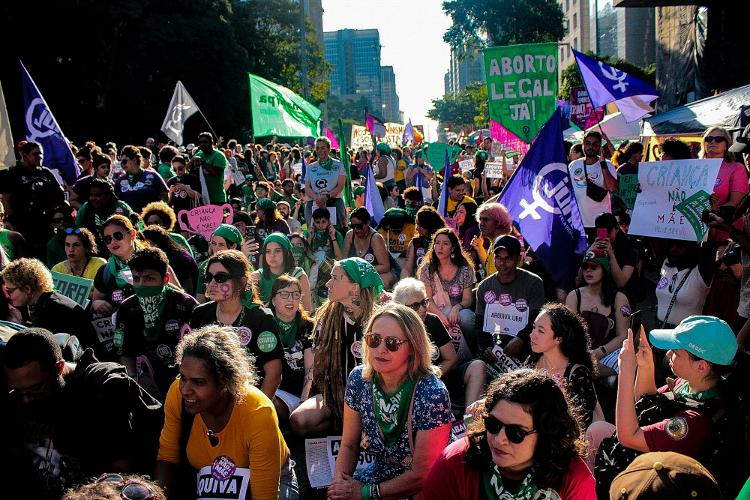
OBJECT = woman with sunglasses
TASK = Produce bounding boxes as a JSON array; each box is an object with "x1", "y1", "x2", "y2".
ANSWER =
[
  {"x1": 194, "y1": 224, "x2": 245, "y2": 303},
  {"x1": 51, "y1": 227, "x2": 106, "y2": 283},
  {"x1": 250, "y1": 233, "x2": 313, "y2": 312},
  {"x1": 565, "y1": 247, "x2": 630, "y2": 379},
  {"x1": 289, "y1": 257, "x2": 382, "y2": 436},
  {"x1": 268, "y1": 274, "x2": 315, "y2": 425},
  {"x1": 400, "y1": 206, "x2": 447, "y2": 280},
  {"x1": 701, "y1": 126, "x2": 749, "y2": 242},
  {"x1": 328, "y1": 303, "x2": 452, "y2": 500},
  {"x1": 156, "y1": 326, "x2": 295, "y2": 500},
  {"x1": 190, "y1": 249, "x2": 283, "y2": 400},
  {"x1": 75, "y1": 178, "x2": 134, "y2": 253},
  {"x1": 344, "y1": 207, "x2": 394, "y2": 290},
  {"x1": 420, "y1": 369, "x2": 596, "y2": 500}
]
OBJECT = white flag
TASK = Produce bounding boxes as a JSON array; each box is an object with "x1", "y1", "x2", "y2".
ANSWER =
[
  {"x1": 0, "y1": 81, "x2": 15, "y2": 169},
  {"x1": 160, "y1": 81, "x2": 199, "y2": 145}
]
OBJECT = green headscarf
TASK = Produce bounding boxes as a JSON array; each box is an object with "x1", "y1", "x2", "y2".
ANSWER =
[
  {"x1": 256, "y1": 197, "x2": 277, "y2": 212},
  {"x1": 338, "y1": 257, "x2": 383, "y2": 298},
  {"x1": 376, "y1": 142, "x2": 391, "y2": 154},
  {"x1": 263, "y1": 232, "x2": 292, "y2": 252},
  {"x1": 353, "y1": 186, "x2": 366, "y2": 197},
  {"x1": 212, "y1": 224, "x2": 244, "y2": 247}
]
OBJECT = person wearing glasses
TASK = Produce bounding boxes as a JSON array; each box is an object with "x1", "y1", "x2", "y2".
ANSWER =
[
  {"x1": 268, "y1": 274, "x2": 315, "y2": 425},
  {"x1": 75, "y1": 178, "x2": 134, "y2": 253},
  {"x1": 51, "y1": 226, "x2": 106, "y2": 282},
  {"x1": 114, "y1": 145, "x2": 169, "y2": 214},
  {"x1": 328, "y1": 304, "x2": 452, "y2": 500},
  {"x1": 420, "y1": 369, "x2": 596, "y2": 500},
  {"x1": 155, "y1": 326, "x2": 295, "y2": 500},
  {"x1": 62, "y1": 473, "x2": 165, "y2": 500},
  {"x1": 344, "y1": 207, "x2": 394, "y2": 290},
  {"x1": 166, "y1": 154, "x2": 202, "y2": 214},
  {"x1": 250, "y1": 233, "x2": 312, "y2": 312},
  {"x1": 92, "y1": 215, "x2": 141, "y2": 318},
  {"x1": 190, "y1": 249, "x2": 283, "y2": 400}
]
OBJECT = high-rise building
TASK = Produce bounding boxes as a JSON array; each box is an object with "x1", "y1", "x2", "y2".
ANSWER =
[
  {"x1": 302, "y1": 0, "x2": 324, "y2": 49},
  {"x1": 446, "y1": 47, "x2": 485, "y2": 95},
  {"x1": 558, "y1": 0, "x2": 590, "y2": 72},
  {"x1": 589, "y1": 0, "x2": 655, "y2": 67},
  {"x1": 380, "y1": 66, "x2": 401, "y2": 122}
]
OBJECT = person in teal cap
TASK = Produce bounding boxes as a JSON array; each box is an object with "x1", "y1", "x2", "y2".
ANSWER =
[
  {"x1": 195, "y1": 223, "x2": 245, "y2": 302},
  {"x1": 374, "y1": 142, "x2": 396, "y2": 187},
  {"x1": 289, "y1": 257, "x2": 383, "y2": 436},
  {"x1": 250, "y1": 232, "x2": 313, "y2": 312},
  {"x1": 589, "y1": 315, "x2": 744, "y2": 498}
]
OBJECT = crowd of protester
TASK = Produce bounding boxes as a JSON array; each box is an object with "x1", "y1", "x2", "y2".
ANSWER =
[{"x1": 1, "y1": 125, "x2": 750, "y2": 499}]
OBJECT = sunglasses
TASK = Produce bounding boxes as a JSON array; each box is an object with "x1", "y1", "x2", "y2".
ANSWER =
[
  {"x1": 204, "y1": 271, "x2": 231, "y2": 284},
  {"x1": 207, "y1": 429, "x2": 219, "y2": 447},
  {"x1": 103, "y1": 231, "x2": 126, "y2": 245},
  {"x1": 350, "y1": 223, "x2": 365, "y2": 230},
  {"x1": 580, "y1": 262, "x2": 600, "y2": 271},
  {"x1": 364, "y1": 333, "x2": 410, "y2": 352},
  {"x1": 405, "y1": 298, "x2": 428, "y2": 311},
  {"x1": 704, "y1": 136, "x2": 726, "y2": 143},
  {"x1": 275, "y1": 290, "x2": 301, "y2": 300},
  {"x1": 64, "y1": 227, "x2": 82, "y2": 235},
  {"x1": 484, "y1": 414, "x2": 537, "y2": 444},
  {"x1": 95, "y1": 473, "x2": 156, "y2": 499}
]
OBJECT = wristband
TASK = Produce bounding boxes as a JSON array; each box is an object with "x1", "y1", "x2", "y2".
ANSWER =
[
  {"x1": 600, "y1": 346, "x2": 607, "y2": 355},
  {"x1": 373, "y1": 483, "x2": 382, "y2": 500},
  {"x1": 361, "y1": 484, "x2": 372, "y2": 500}
]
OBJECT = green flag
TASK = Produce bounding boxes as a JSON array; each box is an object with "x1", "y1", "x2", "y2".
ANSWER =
[
  {"x1": 338, "y1": 119, "x2": 355, "y2": 210},
  {"x1": 425, "y1": 142, "x2": 461, "y2": 171},
  {"x1": 248, "y1": 73, "x2": 322, "y2": 138},
  {"x1": 483, "y1": 42, "x2": 558, "y2": 143}
]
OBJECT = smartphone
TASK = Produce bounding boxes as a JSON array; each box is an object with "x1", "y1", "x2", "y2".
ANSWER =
[
  {"x1": 628, "y1": 309, "x2": 642, "y2": 348},
  {"x1": 596, "y1": 228, "x2": 608, "y2": 240},
  {"x1": 245, "y1": 225, "x2": 257, "y2": 243}
]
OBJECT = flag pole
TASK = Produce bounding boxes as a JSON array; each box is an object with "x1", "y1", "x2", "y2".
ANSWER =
[{"x1": 197, "y1": 109, "x2": 219, "y2": 144}]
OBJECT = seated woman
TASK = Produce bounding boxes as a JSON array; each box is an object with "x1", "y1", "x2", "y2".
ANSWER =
[
  {"x1": 268, "y1": 274, "x2": 315, "y2": 425},
  {"x1": 255, "y1": 198, "x2": 290, "y2": 240},
  {"x1": 328, "y1": 303, "x2": 453, "y2": 500},
  {"x1": 250, "y1": 233, "x2": 313, "y2": 312},
  {"x1": 420, "y1": 369, "x2": 596, "y2": 499},
  {"x1": 194, "y1": 224, "x2": 245, "y2": 303},
  {"x1": 51, "y1": 227, "x2": 107, "y2": 285},
  {"x1": 344, "y1": 207, "x2": 394, "y2": 290},
  {"x1": 190, "y1": 249, "x2": 283, "y2": 401},
  {"x1": 155, "y1": 326, "x2": 296, "y2": 500},
  {"x1": 92, "y1": 215, "x2": 141, "y2": 318},
  {"x1": 400, "y1": 206, "x2": 446, "y2": 280},
  {"x1": 140, "y1": 200, "x2": 193, "y2": 255},
  {"x1": 528, "y1": 303, "x2": 599, "y2": 429},
  {"x1": 289, "y1": 257, "x2": 382, "y2": 436},
  {"x1": 454, "y1": 199, "x2": 479, "y2": 254},
  {"x1": 75, "y1": 178, "x2": 133, "y2": 253},
  {"x1": 565, "y1": 247, "x2": 629, "y2": 379}
]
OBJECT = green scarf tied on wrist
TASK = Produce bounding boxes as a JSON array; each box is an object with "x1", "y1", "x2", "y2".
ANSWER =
[{"x1": 338, "y1": 257, "x2": 383, "y2": 299}]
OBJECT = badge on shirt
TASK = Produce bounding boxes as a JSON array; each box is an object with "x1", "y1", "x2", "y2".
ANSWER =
[
  {"x1": 256, "y1": 331, "x2": 278, "y2": 353},
  {"x1": 211, "y1": 455, "x2": 236, "y2": 481},
  {"x1": 236, "y1": 327, "x2": 252, "y2": 346},
  {"x1": 665, "y1": 416, "x2": 689, "y2": 440},
  {"x1": 350, "y1": 339, "x2": 364, "y2": 359}
]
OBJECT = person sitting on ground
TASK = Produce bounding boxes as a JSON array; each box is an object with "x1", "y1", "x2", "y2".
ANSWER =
[
  {"x1": 74, "y1": 179, "x2": 133, "y2": 253},
  {"x1": 140, "y1": 225, "x2": 198, "y2": 296},
  {"x1": 471, "y1": 202, "x2": 513, "y2": 279},
  {"x1": 140, "y1": 200, "x2": 193, "y2": 255},
  {"x1": 308, "y1": 206, "x2": 344, "y2": 261},
  {"x1": 400, "y1": 206, "x2": 446, "y2": 280},
  {"x1": 344, "y1": 207, "x2": 394, "y2": 290},
  {"x1": 51, "y1": 227, "x2": 107, "y2": 284},
  {"x1": 61, "y1": 473, "x2": 166, "y2": 500},
  {"x1": 250, "y1": 232, "x2": 313, "y2": 312},
  {"x1": 194, "y1": 223, "x2": 247, "y2": 303}
]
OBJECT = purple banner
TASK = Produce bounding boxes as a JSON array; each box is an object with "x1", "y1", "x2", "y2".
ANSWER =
[{"x1": 569, "y1": 87, "x2": 604, "y2": 130}]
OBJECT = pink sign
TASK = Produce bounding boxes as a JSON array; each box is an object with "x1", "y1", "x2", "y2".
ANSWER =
[
  {"x1": 178, "y1": 204, "x2": 234, "y2": 240},
  {"x1": 570, "y1": 87, "x2": 605, "y2": 130},
  {"x1": 490, "y1": 120, "x2": 530, "y2": 154}
]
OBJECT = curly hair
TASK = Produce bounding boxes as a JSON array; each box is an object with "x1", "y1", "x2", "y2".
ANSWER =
[
  {"x1": 205, "y1": 250, "x2": 260, "y2": 305},
  {"x1": 141, "y1": 201, "x2": 177, "y2": 231},
  {"x1": 0, "y1": 258, "x2": 54, "y2": 294},
  {"x1": 176, "y1": 326, "x2": 258, "y2": 402},
  {"x1": 532, "y1": 303, "x2": 594, "y2": 373},
  {"x1": 120, "y1": 145, "x2": 142, "y2": 162},
  {"x1": 65, "y1": 227, "x2": 99, "y2": 256},
  {"x1": 62, "y1": 474, "x2": 166, "y2": 500},
  {"x1": 465, "y1": 369, "x2": 586, "y2": 490},
  {"x1": 476, "y1": 202, "x2": 513, "y2": 235},
  {"x1": 418, "y1": 227, "x2": 475, "y2": 280}
]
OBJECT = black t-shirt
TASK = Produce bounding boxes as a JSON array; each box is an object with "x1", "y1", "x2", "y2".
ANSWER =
[
  {"x1": 166, "y1": 173, "x2": 202, "y2": 213},
  {"x1": 423, "y1": 312, "x2": 453, "y2": 366},
  {"x1": 277, "y1": 316, "x2": 314, "y2": 397},
  {"x1": 114, "y1": 288, "x2": 198, "y2": 398},
  {"x1": 92, "y1": 262, "x2": 135, "y2": 358},
  {"x1": 169, "y1": 250, "x2": 199, "y2": 290},
  {"x1": 30, "y1": 291, "x2": 97, "y2": 351},
  {"x1": 0, "y1": 165, "x2": 64, "y2": 232},
  {"x1": 72, "y1": 174, "x2": 96, "y2": 202},
  {"x1": 190, "y1": 302, "x2": 284, "y2": 382}
]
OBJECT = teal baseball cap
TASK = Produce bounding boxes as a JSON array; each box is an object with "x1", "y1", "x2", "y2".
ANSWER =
[{"x1": 649, "y1": 315, "x2": 737, "y2": 366}]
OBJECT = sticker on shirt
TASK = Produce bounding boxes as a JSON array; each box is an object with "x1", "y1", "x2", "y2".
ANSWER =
[
  {"x1": 620, "y1": 305, "x2": 632, "y2": 317},
  {"x1": 515, "y1": 298, "x2": 528, "y2": 312},
  {"x1": 573, "y1": 167, "x2": 586, "y2": 188},
  {"x1": 665, "y1": 416, "x2": 689, "y2": 440},
  {"x1": 257, "y1": 331, "x2": 278, "y2": 353},
  {"x1": 196, "y1": 463, "x2": 250, "y2": 500},
  {"x1": 657, "y1": 276, "x2": 669, "y2": 289},
  {"x1": 499, "y1": 293, "x2": 512, "y2": 306},
  {"x1": 448, "y1": 284, "x2": 462, "y2": 298},
  {"x1": 483, "y1": 302, "x2": 529, "y2": 337},
  {"x1": 430, "y1": 343, "x2": 440, "y2": 362},
  {"x1": 156, "y1": 344, "x2": 173, "y2": 360},
  {"x1": 350, "y1": 339, "x2": 364, "y2": 359},
  {"x1": 165, "y1": 319, "x2": 180, "y2": 335},
  {"x1": 235, "y1": 327, "x2": 252, "y2": 346},
  {"x1": 483, "y1": 290, "x2": 497, "y2": 304},
  {"x1": 364, "y1": 253, "x2": 375, "y2": 264},
  {"x1": 111, "y1": 289, "x2": 125, "y2": 303}
]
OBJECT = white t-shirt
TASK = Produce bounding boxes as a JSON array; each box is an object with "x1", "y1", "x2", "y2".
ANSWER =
[
  {"x1": 376, "y1": 155, "x2": 396, "y2": 183},
  {"x1": 568, "y1": 158, "x2": 617, "y2": 228},
  {"x1": 655, "y1": 263, "x2": 709, "y2": 325},
  {"x1": 305, "y1": 159, "x2": 345, "y2": 198}
]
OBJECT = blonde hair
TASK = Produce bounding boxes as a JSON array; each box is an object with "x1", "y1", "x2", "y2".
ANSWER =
[
  {"x1": 0, "y1": 257, "x2": 54, "y2": 294},
  {"x1": 361, "y1": 303, "x2": 440, "y2": 381},
  {"x1": 701, "y1": 126, "x2": 735, "y2": 162}
]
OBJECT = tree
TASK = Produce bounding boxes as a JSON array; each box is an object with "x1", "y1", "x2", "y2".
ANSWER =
[
  {"x1": 443, "y1": 0, "x2": 565, "y2": 51},
  {"x1": 427, "y1": 83, "x2": 488, "y2": 133},
  {"x1": 559, "y1": 52, "x2": 656, "y2": 100}
]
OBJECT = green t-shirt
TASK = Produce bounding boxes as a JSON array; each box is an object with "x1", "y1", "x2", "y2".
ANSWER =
[
  {"x1": 195, "y1": 149, "x2": 228, "y2": 204},
  {"x1": 311, "y1": 229, "x2": 343, "y2": 258},
  {"x1": 157, "y1": 162, "x2": 175, "y2": 181}
]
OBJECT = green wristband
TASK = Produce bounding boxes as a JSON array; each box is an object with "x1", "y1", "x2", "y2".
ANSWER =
[{"x1": 361, "y1": 483, "x2": 372, "y2": 500}]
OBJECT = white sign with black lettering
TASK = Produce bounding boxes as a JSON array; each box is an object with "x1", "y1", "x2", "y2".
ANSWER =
[
  {"x1": 483, "y1": 302, "x2": 528, "y2": 337},
  {"x1": 196, "y1": 464, "x2": 250, "y2": 500},
  {"x1": 305, "y1": 436, "x2": 373, "y2": 488},
  {"x1": 484, "y1": 161, "x2": 504, "y2": 178}
]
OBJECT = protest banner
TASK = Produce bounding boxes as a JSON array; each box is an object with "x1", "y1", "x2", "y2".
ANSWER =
[
  {"x1": 350, "y1": 124, "x2": 373, "y2": 151},
  {"x1": 569, "y1": 87, "x2": 604, "y2": 130},
  {"x1": 384, "y1": 122, "x2": 405, "y2": 148},
  {"x1": 248, "y1": 73, "x2": 321, "y2": 138},
  {"x1": 615, "y1": 173, "x2": 639, "y2": 212},
  {"x1": 484, "y1": 161, "x2": 504, "y2": 178},
  {"x1": 629, "y1": 159, "x2": 722, "y2": 241},
  {"x1": 304, "y1": 436, "x2": 374, "y2": 488},
  {"x1": 459, "y1": 159, "x2": 473, "y2": 173},
  {"x1": 425, "y1": 142, "x2": 461, "y2": 171},
  {"x1": 51, "y1": 271, "x2": 93, "y2": 307},
  {"x1": 483, "y1": 42, "x2": 558, "y2": 143},
  {"x1": 177, "y1": 204, "x2": 234, "y2": 240}
]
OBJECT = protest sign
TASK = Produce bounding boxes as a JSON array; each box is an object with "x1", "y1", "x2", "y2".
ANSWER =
[
  {"x1": 459, "y1": 159, "x2": 473, "y2": 173},
  {"x1": 384, "y1": 122, "x2": 405, "y2": 148},
  {"x1": 350, "y1": 124, "x2": 373, "y2": 151},
  {"x1": 629, "y1": 159, "x2": 722, "y2": 241},
  {"x1": 483, "y1": 42, "x2": 558, "y2": 143},
  {"x1": 484, "y1": 161, "x2": 504, "y2": 178},
  {"x1": 248, "y1": 73, "x2": 321, "y2": 138},
  {"x1": 425, "y1": 142, "x2": 461, "y2": 171},
  {"x1": 51, "y1": 271, "x2": 93, "y2": 307},
  {"x1": 177, "y1": 204, "x2": 234, "y2": 240},
  {"x1": 615, "y1": 173, "x2": 639, "y2": 212},
  {"x1": 569, "y1": 87, "x2": 604, "y2": 130},
  {"x1": 305, "y1": 436, "x2": 374, "y2": 488}
]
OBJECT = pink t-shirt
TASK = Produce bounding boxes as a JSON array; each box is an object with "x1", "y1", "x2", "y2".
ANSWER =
[
  {"x1": 418, "y1": 437, "x2": 596, "y2": 500},
  {"x1": 711, "y1": 160, "x2": 749, "y2": 241}
]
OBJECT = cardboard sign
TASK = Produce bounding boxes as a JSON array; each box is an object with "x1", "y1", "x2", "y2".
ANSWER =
[
  {"x1": 459, "y1": 159, "x2": 474, "y2": 173},
  {"x1": 304, "y1": 436, "x2": 373, "y2": 489},
  {"x1": 51, "y1": 271, "x2": 93, "y2": 307},
  {"x1": 350, "y1": 125, "x2": 373, "y2": 152},
  {"x1": 629, "y1": 159, "x2": 722, "y2": 241},
  {"x1": 484, "y1": 161, "x2": 504, "y2": 178},
  {"x1": 177, "y1": 204, "x2": 234, "y2": 240}
]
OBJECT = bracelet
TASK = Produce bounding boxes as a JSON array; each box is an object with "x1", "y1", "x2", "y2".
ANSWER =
[
  {"x1": 372, "y1": 483, "x2": 382, "y2": 500},
  {"x1": 361, "y1": 483, "x2": 372, "y2": 500},
  {"x1": 600, "y1": 346, "x2": 607, "y2": 355}
]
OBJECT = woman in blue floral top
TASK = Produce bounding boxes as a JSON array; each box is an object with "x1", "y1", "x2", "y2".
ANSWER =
[{"x1": 328, "y1": 303, "x2": 453, "y2": 500}]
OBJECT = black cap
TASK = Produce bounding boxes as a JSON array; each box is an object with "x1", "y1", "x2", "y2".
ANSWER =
[
  {"x1": 493, "y1": 234, "x2": 521, "y2": 256},
  {"x1": 730, "y1": 124, "x2": 750, "y2": 153}
]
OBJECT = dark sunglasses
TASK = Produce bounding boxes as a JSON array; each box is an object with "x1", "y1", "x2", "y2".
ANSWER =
[
  {"x1": 704, "y1": 136, "x2": 726, "y2": 143},
  {"x1": 350, "y1": 223, "x2": 365, "y2": 230},
  {"x1": 103, "y1": 231, "x2": 126, "y2": 245},
  {"x1": 204, "y1": 271, "x2": 231, "y2": 284},
  {"x1": 364, "y1": 333, "x2": 409, "y2": 352},
  {"x1": 64, "y1": 227, "x2": 82, "y2": 235},
  {"x1": 580, "y1": 262, "x2": 600, "y2": 271},
  {"x1": 484, "y1": 414, "x2": 537, "y2": 444},
  {"x1": 95, "y1": 473, "x2": 156, "y2": 499},
  {"x1": 207, "y1": 429, "x2": 219, "y2": 447},
  {"x1": 405, "y1": 298, "x2": 428, "y2": 311}
]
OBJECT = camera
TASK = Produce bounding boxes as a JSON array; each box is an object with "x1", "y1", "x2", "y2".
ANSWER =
[{"x1": 701, "y1": 205, "x2": 737, "y2": 224}]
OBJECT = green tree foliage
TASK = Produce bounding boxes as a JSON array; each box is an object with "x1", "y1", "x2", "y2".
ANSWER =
[
  {"x1": 0, "y1": 0, "x2": 329, "y2": 145},
  {"x1": 427, "y1": 83, "x2": 488, "y2": 133},
  {"x1": 559, "y1": 52, "x2": 656, "y2": 100},
  {"x1": 443, "y1": 0, "x2": 565, "y2": 50}
]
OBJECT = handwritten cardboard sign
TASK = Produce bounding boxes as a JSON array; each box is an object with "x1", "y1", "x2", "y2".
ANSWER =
[{"x1": 177, "y1": 204, "x2": 234, "y2": 240}]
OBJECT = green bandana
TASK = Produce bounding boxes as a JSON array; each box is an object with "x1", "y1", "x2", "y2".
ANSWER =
[
  {"x1": 256, "y1": 197, "x2": 277, "y2": 212},
  {"x1": 482, "y1": 466, "x2": 539, "y2": 500},
  {"x1": 213, "y1": 224, "x2": 244, "y2": 247},
  {"x1": 276, "y1": 317, "x2": 298, "y2": 348},
  {"x1": 404, "y1": 205, "x2": 419, "y2": 217},
  {"x1": 258, "y1": 268, "x2": 278, "y2": 304},
  {"x1": 134, "y1": 284, "x2": 168, "y2": 340},
  {"x1": 353, "y1": 186, "x2": 366, "y2": 197},
  {"x1": 476, "y1": 150, "x2": 489, "y2": 162},
  {"x1": 106, "y1": 254, "x2": 132, "y2": 288},
  {"x1": 372, "y1": 376, "x2": 417, "y2": 446},
  {"x1": 126, "y1": 169, "x2": 144, "y2": 187},
  {"x1": 291, "y1": 246, "x2": 308, "y2": 269},
  {"x1": 318, "y1": 157, "x2": 334, "y2": 171},
  {"x1": 338, "y1": 257, "x2": 383, "y2": 298},
  {"x1": 264, "y1": 232, "x2": 292, "y2": 251}
]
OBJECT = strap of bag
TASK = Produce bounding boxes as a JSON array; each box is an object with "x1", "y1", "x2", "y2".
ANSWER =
[{"x1": 661, "y1": 268, "x2": 693, "y2": 328}]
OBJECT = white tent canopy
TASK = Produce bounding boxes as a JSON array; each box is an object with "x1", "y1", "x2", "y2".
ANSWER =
[{"x1": 585, "y1": 112, "x2": 643, "y2": 141}]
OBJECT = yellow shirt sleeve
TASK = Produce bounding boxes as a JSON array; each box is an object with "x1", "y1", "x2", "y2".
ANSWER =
[{"x1": 156, "y1": 379, "x2": 182, "y2": 464}]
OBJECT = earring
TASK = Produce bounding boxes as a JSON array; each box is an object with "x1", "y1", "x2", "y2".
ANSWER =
[{"x1": 451, "y1": 253, "x2": 455, "y2": 259}]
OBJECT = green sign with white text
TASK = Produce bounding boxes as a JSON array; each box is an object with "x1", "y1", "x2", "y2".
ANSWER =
[{"x1": 248, "y1": 73, "x2": 321, "y2": 138}]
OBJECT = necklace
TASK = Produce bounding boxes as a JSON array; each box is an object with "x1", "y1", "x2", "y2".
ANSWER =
[
  {"x1": 69, "y1": 259, "x2": 88, "y2": 277},
  {"x1": 216, "y1": 303, "x2": 245, "y2": 326}
]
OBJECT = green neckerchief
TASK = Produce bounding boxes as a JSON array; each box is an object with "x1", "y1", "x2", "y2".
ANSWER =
[
  {"x1": 134, "y1": 284, "x2": 168, "y2": 340},
  {"x1": 481, "y1": 465, "x2": 539, "y2": 500},
  {"x1": 675, "y1": 380, "x2": 720, "y2": 401},
  {"x1": 106, "y1": 254, "x2": 131, "y2": 288},
  {"x1": 372, "y1": 375, "x2": 417, "y2": 447},
  {"x1": 125, "y1": 169, "x2": 144, "y2": 187},
  {"x1": 276, "y1": 316, "x2": 298, "y2": 348},
  {"x1": 318, "y1": 157, "x2": 334, "y2": 171},
  {"x1": 258, "y1": 268, "x2": 279, "y2": 303}
]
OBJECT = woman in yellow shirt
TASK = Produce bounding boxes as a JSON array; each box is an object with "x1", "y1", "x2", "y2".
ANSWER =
[
  {"x1": 50, "y1": 227, "x2": 107, "y2": 282},
  {"x1": 155, "y1": 325, "x2": 295, "y2": 500}
]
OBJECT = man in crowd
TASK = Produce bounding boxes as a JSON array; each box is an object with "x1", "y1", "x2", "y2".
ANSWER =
[
  {"x1": 191, "y1": 132, "x2": 227, "y2": 204},
  {"x1": 568, "y1": 131, "x2": 618, "y2": 230},
  {"x1": 442, "y1": 175, "x2": 475, "y2": 219}
]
